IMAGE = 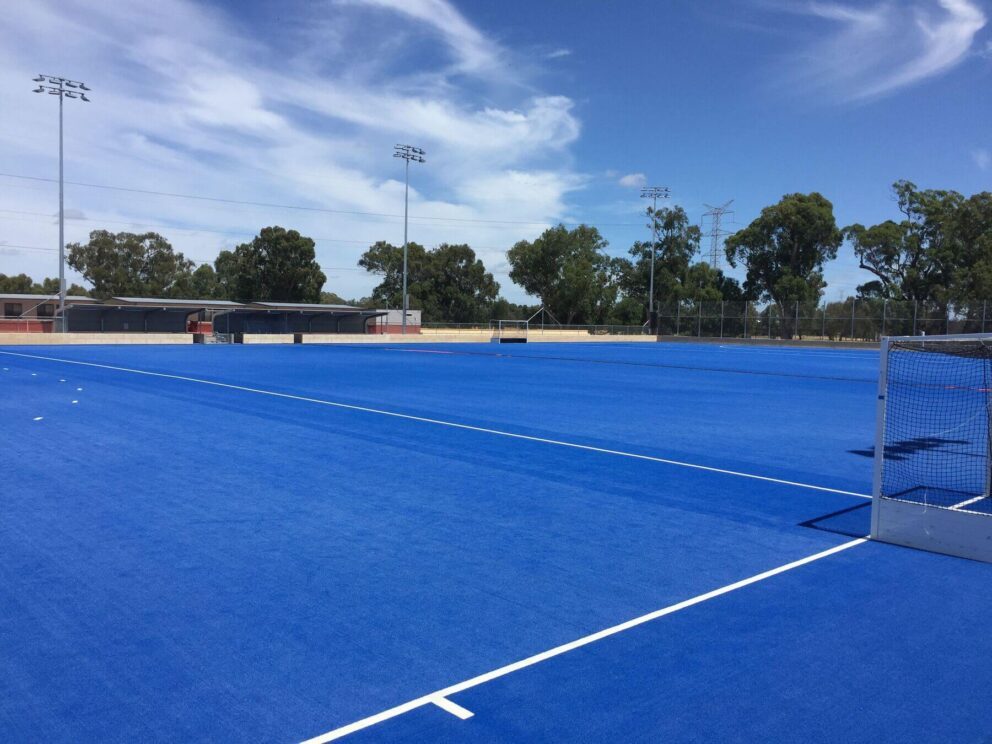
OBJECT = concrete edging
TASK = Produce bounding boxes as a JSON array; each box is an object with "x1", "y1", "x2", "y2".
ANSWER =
[{"x1": 0, "y1": 333, "x2": 193, "y2": 345}]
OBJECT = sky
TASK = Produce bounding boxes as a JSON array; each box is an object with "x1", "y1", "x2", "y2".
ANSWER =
[{"x1": 1, "y1": 0, "x2": 990, "y2": 303}]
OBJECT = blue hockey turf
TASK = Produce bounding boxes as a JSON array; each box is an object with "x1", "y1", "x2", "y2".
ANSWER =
[{"x1": 1, "y1": 341, "x2": 989, "y2": 743}]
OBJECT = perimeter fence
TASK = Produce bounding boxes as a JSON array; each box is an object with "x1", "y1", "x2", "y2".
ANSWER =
[
  {"x1": 425, "y1": 299, "x2": 992, "y2": 342},
  {"x1": 655, "y1": 299, "x2": 991, "y2": 341},
  {"x1": 421, "y1": 323, "x2": 650, "y2": 336}
]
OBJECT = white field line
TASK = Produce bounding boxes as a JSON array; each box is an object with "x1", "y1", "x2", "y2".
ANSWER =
[
  {"x1": 301, "y1": 537, "x2": 868, "y2": 743},
  {"x1": 950, "y1": 495, "x2": 988, "y2": 510},
  {"x1": 0, "y1": 351, "x2": 870, "y2": 499},
  {"x1": 430, "y1": 696, "x2": 474, "y2": 720}
]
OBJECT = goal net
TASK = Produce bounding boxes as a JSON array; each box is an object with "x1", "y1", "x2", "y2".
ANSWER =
[
  {"x1": 872, "y1": 334, "x2": 992, "y2": 562},
  {"x1": 490, "y1": 320, "x2": 528, "y2": 344}
]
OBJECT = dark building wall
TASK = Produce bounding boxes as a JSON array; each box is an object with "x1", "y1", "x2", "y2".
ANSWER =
[
  {"x1": 65, "y1": 307, "x2": 191, "y2": 332},
  {"x1": 213, "y1": 312, "x2": 373, "y2": 334}
]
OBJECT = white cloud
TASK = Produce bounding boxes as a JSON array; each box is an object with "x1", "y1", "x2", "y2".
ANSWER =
[
  {"x1": 337, "y1": 0, "x2": 501, "y2": 73},
  {"x1": 546, "y1": 48, "x2": 572, "y2": 59},
  {"x1": 974, "y1": 148, "x2": 992, "y2": 170},
  {"x1": 779, "y1": 0, "x2": 987, "y2": 100},
  {"x1": 0, "y1": 0, "x2": 584, "y2": 301},
  {"x1": 618, "y1": 173, "x2": 647, "y2": 188}
]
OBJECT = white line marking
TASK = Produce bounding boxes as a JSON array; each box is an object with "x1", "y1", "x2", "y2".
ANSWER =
[
  {"x1": 431, "y1": 696, "x2": 474, "y2": 720},
  {"x1": 0, "y1": 350, "x2": 870, "y2": 499},
  {"x1": 950, "y1": 495, "x2": 988, "y2": 510},
  {"x1": 300, "y1": 538, "x2": 868, "y2": 743},
  {"x1": 59, "y1": 378, "x2": 66, "y2": 382},
  {"x1": 33, "y1": 416, "x2": 43, "y2": 421},
  {"x1": 71, "y1": 400, "x2": 78, "y2": 404}
]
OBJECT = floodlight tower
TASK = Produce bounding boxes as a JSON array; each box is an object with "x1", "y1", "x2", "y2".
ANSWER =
[
  {"x1": 32, "y1": 75, "x2": 91, "y2": 332},
  {"x1": 640, "y1": 185, "x2": 670, "y2": 333},
  {"x1": 393, "y1": 144, "x2": 426, "y2": 334},
  {"x1": 702, "y1": 200, "x2": 734, "y2": 269}
]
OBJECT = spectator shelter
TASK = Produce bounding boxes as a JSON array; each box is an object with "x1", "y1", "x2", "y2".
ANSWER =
[
  {"x1": 4, "y1": 294, "x2": 389, "y2": 335},
  {"x1": 212, "y1": 302, "x2": 385, "y2": 334},
  {"x1": 64, "y1": 297, "x2": 243, "y2": 333}
]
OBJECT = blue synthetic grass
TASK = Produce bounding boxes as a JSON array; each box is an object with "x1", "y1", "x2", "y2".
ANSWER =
[{"x1": 1, "y1": 341, "x2": 989, "y2": 743}]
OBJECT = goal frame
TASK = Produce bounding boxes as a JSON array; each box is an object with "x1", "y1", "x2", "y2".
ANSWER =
[
  {"x1": 489, "y1": 319, "x2": 528, "y2": 344},
  {"x1": 871, "y1": 334, "x2": 992, "y2": 563}
]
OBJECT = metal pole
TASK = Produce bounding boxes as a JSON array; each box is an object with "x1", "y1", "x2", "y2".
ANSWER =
[
  {"x1": 870, "y1": 337, "x2": 891, "y2": 538},
  {"x1": 744, "y1": 303, "x2": 748, "y2": 338},
  {"x1": 649, "y1": 195, "x2": 656, "y2": 332},
  {"x1": 402, "y1": 157, "x2": 409, "y2": 335},
  {"x1": 719, "y1": 300, "x2": 724, "y2": 339},
  {"x1": 821, "y1": 303, "x2": 826, "y2": 339},
  {"x1": 640, "y1": 186, "x2": 669, "y2": 333},
  {"x1": 794, "y1": 300, "x2": 799, "y2": 340},
  {"x1": 882, "y1": 300, "x2": 887, "y2": 338},
  {"x1": 913, "y1": 300, "x2": 918, "y2": 336},
  {"x1": 697, "y1": 301, "x2": 701, "y2": 337},
  {"x1": 393, "y1": 144, "x2": 425, "y2": 334},
  {"x1": 850, "y1": 299, "x2": 856, "y2": 340},
  {"x1": 32, "y1": 75, "x2": 90, "y2": 331},
  {"x1": 58, "y1": 92, "x2": 65, "y2": 331},
  {"x1": 984, "y1": 301, "x2": 987, "y2": 334}
]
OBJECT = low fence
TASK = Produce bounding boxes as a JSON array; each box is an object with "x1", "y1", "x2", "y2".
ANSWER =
[{"x1": 0, "y1": 318, "x2": 56, "y2": 333}]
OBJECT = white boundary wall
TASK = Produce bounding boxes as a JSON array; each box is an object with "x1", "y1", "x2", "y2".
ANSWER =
[{"x1": 0, "y1": 333, "x2": 193, "y2": 345}]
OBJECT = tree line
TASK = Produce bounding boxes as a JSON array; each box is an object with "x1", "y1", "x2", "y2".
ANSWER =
[{"x1": 6, "y1": 180, "x2": 989, "y2": 326}]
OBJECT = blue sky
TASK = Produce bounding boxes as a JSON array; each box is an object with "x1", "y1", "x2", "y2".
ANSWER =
[{"x1": 1, "y1": 0, "x2": 990, "y2": 302}]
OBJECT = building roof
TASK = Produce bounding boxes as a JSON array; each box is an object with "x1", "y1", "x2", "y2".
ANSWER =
[
  {"x1": 110, "y1": 297, "x2": 245, "y2": 309},
  {"x1": 0, "y1": 293, "x2": 99, "y2": 302},
  {"x1": 246, "y1": 301, "x2": 365, "y2": 312}
]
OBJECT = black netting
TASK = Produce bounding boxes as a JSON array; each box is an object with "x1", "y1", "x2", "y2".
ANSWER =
[{"x1": 881, "y1": 338, "x2": 992, "y2": 514}]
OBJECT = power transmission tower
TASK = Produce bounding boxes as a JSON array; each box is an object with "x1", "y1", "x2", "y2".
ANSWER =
[{"x1": 701, "y1": 200, "x2": 734, "y2": 269}]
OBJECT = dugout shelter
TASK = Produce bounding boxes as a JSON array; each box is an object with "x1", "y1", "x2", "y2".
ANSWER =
[{"x1": 212, "y1": 302, "x2": 385, "y2": 334}]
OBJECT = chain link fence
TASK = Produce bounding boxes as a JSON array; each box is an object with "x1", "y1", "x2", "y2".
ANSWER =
[
  {"x1": 656, "y1": 299, "x2": 992, "y2": 341},
  {"x1": 421, "y1": 322, "x2": 651, "y2": 336},
  {"x1": 422, "y1": 300, "x2": 992, "y2": 341}
]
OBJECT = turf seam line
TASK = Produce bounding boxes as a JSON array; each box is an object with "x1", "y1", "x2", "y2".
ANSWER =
[
  {"x1": 300, "y1": 537, "x2": 868, "y2": 743},
  {"x1": 0, "y1": 350, "x2": 870, "y2": 499}
]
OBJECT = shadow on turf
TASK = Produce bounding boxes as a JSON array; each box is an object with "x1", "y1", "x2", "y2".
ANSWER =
[
  {"x1": 799, "y1": 502, "x2": 872, "y2": 538},
  {"x1": 847, "y1": 437, "x2": 972, "y2": 461}
]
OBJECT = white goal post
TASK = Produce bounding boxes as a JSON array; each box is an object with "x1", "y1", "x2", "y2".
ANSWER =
[
  {"x1": 871, "y1": 333, "x2": 992, "y2": 563},
  {"x1": 490, "y1": 320, "x2": 528, "y2": 344}
]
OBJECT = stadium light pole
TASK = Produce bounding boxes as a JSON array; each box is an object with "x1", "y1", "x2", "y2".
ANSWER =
[
  {"x1": 640, "y1": 185, "x2": 670, "y2": 334},
  {"x1": 393, "y1": 144, "x2": 426, "y2": 334},
  {"x1": 33, "y1": 75, "x2": 91, "y2": 332}
]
